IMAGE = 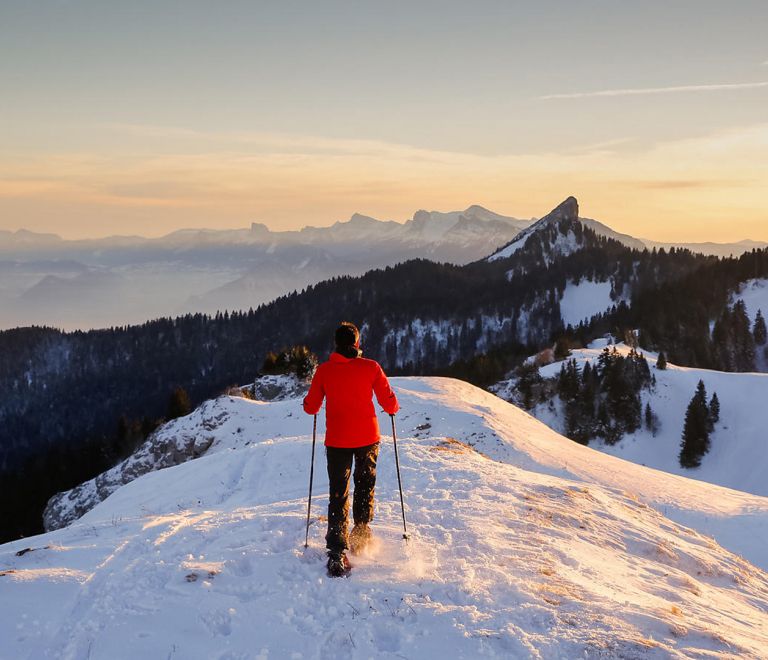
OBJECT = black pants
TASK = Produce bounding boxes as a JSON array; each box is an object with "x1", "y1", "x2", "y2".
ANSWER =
[{"x1": 325, "y1": 442, "x2": 379, "y2": 555}]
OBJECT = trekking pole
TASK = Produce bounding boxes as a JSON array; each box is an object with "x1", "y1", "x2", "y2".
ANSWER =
[
  {"x1": 304, "y1": 415, "x2": 317, "y2": 548},
  {"x1": 390, "y1": 414, "x2": 410, "y2": 542}
]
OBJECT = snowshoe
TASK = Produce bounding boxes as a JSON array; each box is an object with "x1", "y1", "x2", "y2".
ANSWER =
[
  {"x1": 326, "y1": 553, "x2": 352, "y2": 578},
  {"x1": 348, "y1": 524, "x2": 373, "y2": 555}
]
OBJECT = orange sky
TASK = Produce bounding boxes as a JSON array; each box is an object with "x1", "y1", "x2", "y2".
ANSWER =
[
  {"x1": 1, "y1": 124, "x2": 767, "y2": 242},
  {"x1": 1, "y1": 2, "x2": 767, "y2": 242}
]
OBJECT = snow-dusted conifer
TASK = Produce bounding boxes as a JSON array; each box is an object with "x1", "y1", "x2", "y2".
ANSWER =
[
  {"x1": 656, "y1": 351, "x2": 667, "y2": 370},
  {"x1": 679, "y1": 380, "x2": 711, "y2": 469},
  {"x1": 730, "y1": 301, "x2": 756, "y2": 372},
  {"x1": 644, "y1": 403, "x2": 660, "y2": 437},
  {"x1": 754, "y1": 309, "x2": 767, "y2": 346},
  {"x1": 709, "y1": 392, "x2": 720, "y2": 427}
]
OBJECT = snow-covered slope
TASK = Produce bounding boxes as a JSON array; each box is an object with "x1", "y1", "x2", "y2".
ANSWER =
[
  {"x1": 733, "y1": 279, "x2": 768, "y2": 371},
  {"x1": 733, "y1": 279, "x2": 768, "y2": 325},
  {"x1": 498, "y1": 343, "x2": 768, "y2": 501},
  {"x1": 5, "y1": 378, "x2": 768, "y2": 659},
  {"x1": 559, "y1": 280, "x2": 616, "y2": 328}
]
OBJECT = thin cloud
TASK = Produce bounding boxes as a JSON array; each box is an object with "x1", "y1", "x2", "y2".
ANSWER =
[
  {"x1": 539, "y1": 81, "x2": 768, "y2": 100},
  {"x1": 634, "y1": 179, "x2": 746, "y2": 190}
]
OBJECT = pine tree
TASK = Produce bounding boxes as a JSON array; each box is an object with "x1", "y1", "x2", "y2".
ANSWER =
[
  {"x1": 656, "y1": 351, "x2": 667, "y2": 370},
  {"x1": 554, "y1": 336, "x2": 571, "y2": 361},
  {"x1": 166, "y1": 386, "x2": 192, "y2": 421},
  {"x1": 291, "y1": 345, "x2": 319, "y2": 380},
  {"x1": 709, "y1": 392, "x2": 720, "y2": 427},
  {"x1": 644, "y1": 402, "x2": 652, "y2": 431},
  {"x1": 557, "y1": 358, "x2": 581, "y2": 401},
  {"x1": 711, "y1": 309, "x2": 732, "y2": 371},
  {"x1": 754, "y1": 309, "x2": 768, "y2": 346},
  {"x1": 262, "y1": 350, "x2": 279, "y2": 374},
  {"x1": 516, "y1": 363, "x2": 542, "y2": 410},
  {"x1": 732, "y1": 300, "x2": 756, "y2": 371},
  {"x1": 644, "y1": 402, "x2": 660, "y2": 436},
  {"x1": 679, "y1": 380, "x2": 711, "y2": 468}
]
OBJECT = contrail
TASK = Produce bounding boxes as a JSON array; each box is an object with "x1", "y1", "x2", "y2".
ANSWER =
[{"x1": 539, "y1": 81, "x2": 768, "y2": 100}]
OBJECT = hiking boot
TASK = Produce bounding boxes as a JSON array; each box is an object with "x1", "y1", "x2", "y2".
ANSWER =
[
  {"x1": 348, "y1": 523, "x2": 373, "y2": 555},
  {"x1": 326, "y1": 552, "x2": 352, "y2": 578}
]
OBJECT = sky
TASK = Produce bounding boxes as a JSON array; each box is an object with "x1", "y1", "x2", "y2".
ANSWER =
[{"x1": 1, "y1": 0, "x2": 767, "y2": 242}]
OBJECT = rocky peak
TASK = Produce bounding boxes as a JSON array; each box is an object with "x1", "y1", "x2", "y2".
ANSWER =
[{"x1": 544, "y1": 196, "x2": 579, "y2": 224}]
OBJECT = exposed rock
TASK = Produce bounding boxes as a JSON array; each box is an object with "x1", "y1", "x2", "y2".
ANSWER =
[
  {"x1": 251, "y1": 373, "x2": 310, "y2": 401},
  {"x1": 43, "y1": 374, "x2": 311, "y2": 532},
  {"x1": 44, "y1": 399, "x2": 225, "y2": 531}
]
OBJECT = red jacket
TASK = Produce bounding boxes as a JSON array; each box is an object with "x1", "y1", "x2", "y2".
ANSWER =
[{"x1": 303, "y1": 353, "x2": 399, "y2": 448}]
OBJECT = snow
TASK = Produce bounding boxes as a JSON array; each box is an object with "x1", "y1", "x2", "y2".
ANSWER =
[
  {"x1": 3, "y1": 378, "x2": 768, "y2": 658},
  {"x1": 733, "y1": 278, "x2": 768, "y2": 324},
  {"x1": 517, "y1": 343, "x2": 768, "y2": 502},
  {"x1": 487, "y1": 233, "x2": 528, "y2": 260},
  {"x1": 559, "y1": 279, "x2": 615, "y2": 328}
]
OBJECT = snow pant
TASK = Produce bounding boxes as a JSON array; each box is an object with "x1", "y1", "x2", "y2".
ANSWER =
[{"x1": 325, "y1": 442, "x2": 379, "y2": 555}]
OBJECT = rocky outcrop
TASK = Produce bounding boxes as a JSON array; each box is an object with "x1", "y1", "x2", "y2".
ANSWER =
[
  {"x1": 43, "y1": 374, "x2": 310, "y2": 532},
  {"x1": 43, "y1": 401, "x2": 225, "y2": 531},
  {"x1": 251, "y1": 374, "x2": 310, "y2": 402}
]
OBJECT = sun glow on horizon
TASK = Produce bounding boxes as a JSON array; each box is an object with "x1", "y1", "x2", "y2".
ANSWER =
[{"x1": 1, "y1": 123, "x2": 767, "y2": 243}]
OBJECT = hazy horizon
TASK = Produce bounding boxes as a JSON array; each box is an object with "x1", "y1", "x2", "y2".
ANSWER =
[{"x1": 2, "y1": 201, "x2": 768, "y2": 246}]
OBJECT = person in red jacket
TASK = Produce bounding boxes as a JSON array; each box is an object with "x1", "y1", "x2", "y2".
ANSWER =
[{"x1": 303, "y1": 321, "x2": 399, "y2": 577}]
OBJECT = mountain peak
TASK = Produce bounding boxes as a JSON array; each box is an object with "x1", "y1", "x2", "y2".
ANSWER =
[
  {"x1": 487, "y1": 197, "x2": 581, "y2": 262},
  {"x1": 547, "y1": 196, "x2": 579, "y2": 222},
  {"x1": 347, "y1": 213, "x2": 380, "y2": 225}
]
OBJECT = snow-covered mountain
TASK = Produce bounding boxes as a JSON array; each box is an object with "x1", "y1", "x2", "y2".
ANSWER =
[
  {"x1": 488, "y1": 197, "x2": 649, "y2": 263},
  {"x1": 0, "y1": 206, "x2": 530, "y2": 331},
  {"x1": 4, "y1": 377, "x2": 768, "y2": 659},
  {"x1": 488, "y1": 197, "x2": 583, "y2": 262}
]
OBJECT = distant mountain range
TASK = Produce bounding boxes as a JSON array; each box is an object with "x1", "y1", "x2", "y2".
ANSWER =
[
  {"x1": 0, "y1": 206, "x2": 531, "y2": 330},
  {"x1": 3, "y1": 205, "x2": 766, "y2": 331}
]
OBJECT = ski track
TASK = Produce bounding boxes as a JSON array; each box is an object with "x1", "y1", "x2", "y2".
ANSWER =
[{"x1": 3, "y1": 381, "x2": 768, "y2": 658}]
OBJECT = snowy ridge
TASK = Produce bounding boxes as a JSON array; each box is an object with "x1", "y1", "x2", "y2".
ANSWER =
[
  {"x1": 4, "y1": 378, "x2": 768, "y2": 658},
  {"x1": 44, "y1": 375, "x2": 309, "y2": 532},
  {"x1": 488, "y1": 196, "x2": 581, "y2": 262}
]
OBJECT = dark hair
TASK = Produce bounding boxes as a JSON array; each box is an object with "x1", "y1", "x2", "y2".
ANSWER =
[{"x1": 335, "y1": 322, "x2": 359, "y2": 347}]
